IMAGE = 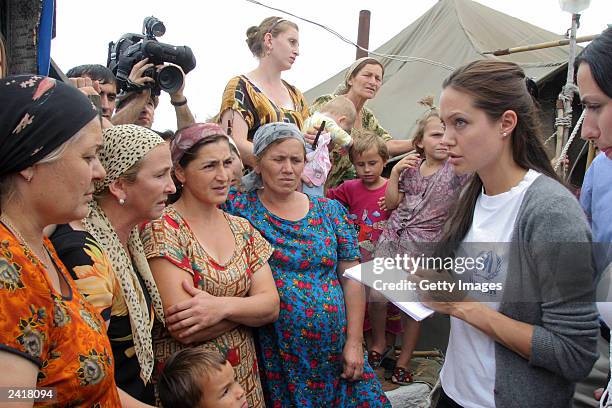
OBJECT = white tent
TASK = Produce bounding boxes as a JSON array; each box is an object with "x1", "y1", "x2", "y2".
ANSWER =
[{"x1": 305, "y1": 0, "x2": 575, "y2": 140}]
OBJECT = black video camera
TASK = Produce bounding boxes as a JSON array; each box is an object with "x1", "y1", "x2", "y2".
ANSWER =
[{"x1": 107, "y1": 16, "x2": 196, "y2": 96}]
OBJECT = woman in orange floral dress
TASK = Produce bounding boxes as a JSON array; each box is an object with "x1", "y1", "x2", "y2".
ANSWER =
[{"x1": 0, "y1": 75, "x2": 122, "y2": 406}]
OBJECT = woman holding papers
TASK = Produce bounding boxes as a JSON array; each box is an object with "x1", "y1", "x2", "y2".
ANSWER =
[
  {"x1": 223, "y1": 122, "x2": 390, "y2": 407},
  {"x1": 428, "y1": 60, "x2": 599, "y2": 408}
]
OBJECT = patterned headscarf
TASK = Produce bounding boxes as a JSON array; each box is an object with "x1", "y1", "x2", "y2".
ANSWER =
[
  {"x1": 95, "y1": 124, "x2": 165, "y2": 194},
  {"x1": 171, "y1": 123, "x2": 229, "y2": 166},
  {"x1": 0, "y1": 75, "x2": 97, "y2": 177},
  {"x1": 228, "y1": 137, "x2": 241, "y2": 158},
  {"x1": 84, "y1": 124, "x2": 166, "y2": 384},
  {"x1": 241, "y1": 122, "x2": 305, "y2": 192},
  {"x1": 334, "y1": 57, "x2": 384, "y2": 95}
]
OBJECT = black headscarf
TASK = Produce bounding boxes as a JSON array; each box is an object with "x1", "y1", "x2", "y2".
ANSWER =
[{"x1": 0, "y1": 74, "x2": 98, "y2": 177}]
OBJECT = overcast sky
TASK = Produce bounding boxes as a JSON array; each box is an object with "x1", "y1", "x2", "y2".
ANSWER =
[{"x1": 52, "y1": 0, "x2": 610, "y2": 131}]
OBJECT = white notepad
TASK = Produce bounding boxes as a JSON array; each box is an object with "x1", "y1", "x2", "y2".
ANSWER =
[{"x1": 343, "y1": 263, "x2": 434, "y2": 322}]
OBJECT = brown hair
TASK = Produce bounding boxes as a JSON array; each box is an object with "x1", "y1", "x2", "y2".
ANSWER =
[
  {"x1": 320, "y1": 95, "x2": 357, "y2": 128},
  {"x1": 412, "y1": 96, "x2": 440, "y2": 156},
  {"x1": 158, "y1": 348, "x2": 227, "y2": 408},
  {"x1": 439, "y1": 60, "x2": 558, "y2": 250},
  {"x1": 0, "y1": 33, "x2": 6, "y2": 79},
  {"x1": 349, "y1": 129, "x2": 389, "y2": 163},
  {"x1": 246, "y1": 16, "x2": 299, "y2": 58}
]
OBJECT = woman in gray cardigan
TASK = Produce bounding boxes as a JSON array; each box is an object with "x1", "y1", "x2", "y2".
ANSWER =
[{"x1": 426, "y1": 60, "x2": 599, "y2": 408}]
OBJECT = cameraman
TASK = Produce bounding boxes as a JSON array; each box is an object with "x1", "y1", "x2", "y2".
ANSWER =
[{"x1": 112, "y1": 58, "x2": 195, "y2": 130}]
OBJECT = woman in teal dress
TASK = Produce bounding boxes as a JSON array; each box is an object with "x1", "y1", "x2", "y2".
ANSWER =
[{"x1": 223, "y1": 122, "x2": 390, "y2": 407}]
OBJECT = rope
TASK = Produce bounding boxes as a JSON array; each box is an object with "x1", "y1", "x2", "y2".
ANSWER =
[
  {"x1": 544, "y1": 131, "x2": 558, "y2": 145},
  {"x1": 553, "y1": 109, "x2": 586, "y2": 172},
  {"x1": 545, "y1": 115, "x2": 574, "y2": 145},
  {"x1": 544, "y1": 115, "x2": 575, "y2": 145},
  {"x1": 567, "y1": 139, "x2": 589, "y2": 179},
  {"x1": 554, "y1": 116, "x2": 573, "y2": 128},
  {"x1": 244, "y1": 0, "x2": 455, "y2": 70}
]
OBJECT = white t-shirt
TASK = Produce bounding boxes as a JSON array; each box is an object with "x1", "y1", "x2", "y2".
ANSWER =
[
  {"x1": 597, "y1": 264, "x2": 612, "y2": 326},
  {"x1": 440, "y1": 169, "x2": 541, "y2": 408}
]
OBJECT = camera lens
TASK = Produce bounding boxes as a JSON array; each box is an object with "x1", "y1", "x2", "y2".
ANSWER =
[
  {"x1": 157, "y1": 65, "x2": 183, "y2": 94},
  {"x1": 144, "y1": 16, "x2": 166, "y2": 37}
]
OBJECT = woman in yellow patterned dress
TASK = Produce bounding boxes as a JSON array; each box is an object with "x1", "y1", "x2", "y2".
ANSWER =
[
  {"x1": 219, "y1": 17, "x2": 309, "y2": 168},
  {"x1": 141, "y1": 123, "x2": 279, "y2": 408},
  {"x1": 50, "y1": 124, "x2": 176, "y2": 405}
]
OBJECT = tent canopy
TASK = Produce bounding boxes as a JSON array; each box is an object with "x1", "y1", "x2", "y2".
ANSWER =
[{"x1": 304, "y1": 0, "x2": 574, "y2": 140}]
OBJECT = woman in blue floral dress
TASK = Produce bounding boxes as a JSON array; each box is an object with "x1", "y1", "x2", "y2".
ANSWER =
[{"x1": 223, "y1": 123, "x2": 390, "y2": 407}]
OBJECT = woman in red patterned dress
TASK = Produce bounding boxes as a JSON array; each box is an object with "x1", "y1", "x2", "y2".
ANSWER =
[{"x1": 141, "y1": 123, "x2": 279, "y2": 408}]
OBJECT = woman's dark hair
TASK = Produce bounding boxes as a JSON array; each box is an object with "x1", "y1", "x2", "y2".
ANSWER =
[
  {"x1": 575, "y1": 27, "x2": 612, "y2": 98},
  {"x1": 439, "y1": 60, "x2": 559, "y2": 249},
  {"x1": 168, "y1": 134, "x2": 230, "y2": 203}
]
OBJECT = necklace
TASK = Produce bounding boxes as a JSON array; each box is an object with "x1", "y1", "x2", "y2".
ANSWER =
[{"x1": 0, "y1": 213, "x2": 51, "y2": 269}]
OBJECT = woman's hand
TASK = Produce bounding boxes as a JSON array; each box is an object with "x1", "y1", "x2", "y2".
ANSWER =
[
  {"x1": 341, "y1": 339, "x2": 365, "y2": 382},
  {"x1": 165, "y1": 280, "x2": 227, "y2": 339},
  {"x1": 412, "y1": 268, "x2": 468, "y2": 316}
]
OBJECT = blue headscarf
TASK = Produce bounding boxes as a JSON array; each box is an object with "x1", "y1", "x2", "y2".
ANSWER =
[{"x1": 241, "y1": 122, "x2": 305, "y2": 192}]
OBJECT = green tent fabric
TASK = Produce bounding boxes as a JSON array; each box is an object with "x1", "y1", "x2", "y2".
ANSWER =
[{"x1": 304, "y1": 0, "x2": 575, "y2": 140}]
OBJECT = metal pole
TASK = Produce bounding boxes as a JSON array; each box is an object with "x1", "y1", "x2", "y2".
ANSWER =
[
  {"x1": 356, "y1": 10, "x2": 371, "y2": 59},
  {"x1": 565, "y1": 14, "x2": 579, "y2": 96},
  {"x1": 556, "y1": 13, "x2": 580, "y2": 179}
]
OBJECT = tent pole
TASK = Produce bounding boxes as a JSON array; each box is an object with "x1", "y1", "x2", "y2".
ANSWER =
[
  {"x1": 356, "y1": 10, "x2": 371, "y2": 59},
  {"x1": 483, "y1": 34, "x2": 597, "y2": 56},
  {"x1": 555, "y1": 13, "x2": 580, "y2": 179},
  {"x1": 585, "y1": 142, "x2": 596, "y2": 170}
]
